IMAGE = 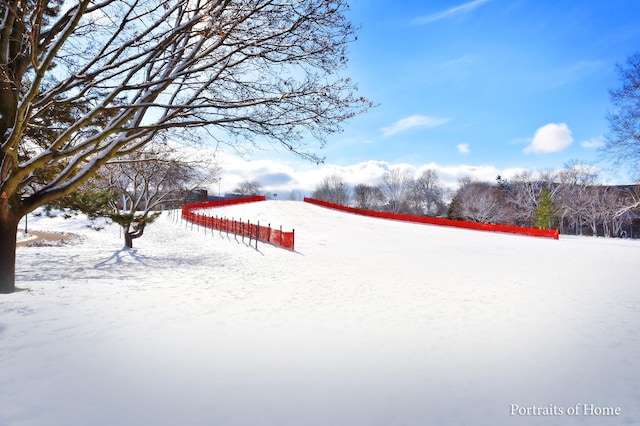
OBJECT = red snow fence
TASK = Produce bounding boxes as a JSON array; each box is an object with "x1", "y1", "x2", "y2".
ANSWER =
[
  {"x1": 181, "y1": 196, "x2": 295, "y2": 250},
  {"x1": 304, "y1": 197, "x2": 559, "y2": 240}
]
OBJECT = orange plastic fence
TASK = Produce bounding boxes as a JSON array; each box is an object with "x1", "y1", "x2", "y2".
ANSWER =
[
  {"x1": 304, "y1": 197, "x2": 559, "y2": 240},
  {"x1": 181, "y1": 196, "x2": 295, "y2": 250}
]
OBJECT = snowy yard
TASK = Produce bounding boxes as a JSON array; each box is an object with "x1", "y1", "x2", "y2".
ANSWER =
[{"x1": 1, "y1": 200, "x2": 639, "y2": 426}]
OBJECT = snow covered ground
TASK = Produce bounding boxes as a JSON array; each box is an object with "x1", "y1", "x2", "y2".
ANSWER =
[{"x1": 1, "y1": 200, "x2": 639, "y2": 426}]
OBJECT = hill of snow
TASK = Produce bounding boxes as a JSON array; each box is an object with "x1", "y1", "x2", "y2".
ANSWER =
[{"x1": 2, "y1": 200, "x2": 639, "y2": 425}]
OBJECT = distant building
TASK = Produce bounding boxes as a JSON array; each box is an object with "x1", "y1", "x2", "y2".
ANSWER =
[{"x1": 184, "y1": 188, "x2": 209, "y2": 203}]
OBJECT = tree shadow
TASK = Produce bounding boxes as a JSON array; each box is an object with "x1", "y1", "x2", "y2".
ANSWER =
[{"x1": 94, "y1": 248, "x2": 151, "y2": 269}]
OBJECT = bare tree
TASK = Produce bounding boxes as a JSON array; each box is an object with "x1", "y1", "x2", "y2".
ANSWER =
[
  {"x1": 497, "y1": 170, "x2": 562, "y2": 228},
  {"x1": 353, "y1": 183, "x2": 384, "y2": 210},
  {"x1": 582, "y1": 186, "x2": 606, "y2": 236},
  {"x1": 610, "y1": 184, "x2": 640, "y2": 231},
  {"x1": 381, "y1": 168, "x2": 414, "y2": 214},
  {"x1": 410, "y1": 169, "x2": 445, "y2": 216},
  {"x1": 575, "y1": 185, "x2": 635, "y2": 237},
  {"x1": 554, "y1": 161, "x2": 599, "y2": 235},
  {"x1": 500, "y1": 171, "x2": 540, "y2": 227},
  {"x1": 598, "y1": 187, "x2": 626, "y2": 237},
  {"x1": 0, "y1": 0, "x2": 371, "y2": 293},
  {"x1": 312, "y1": 175, "x2": 350, "y2": 205},
  {"x1": 614, "y1": 185, "x2": 640, "y2": 216},
  {"x1": 234, "y1": 180, "x2": 262, "y2": 196},
  {"x1": 603, "y1": 52, "x2": 640, "y2": 180},
  {"x1": 104, "y1": 143, "x2": 216, "y2": 248},
  {"x1": 449, "y1": 178, "x2": 510, "y2": 224}
]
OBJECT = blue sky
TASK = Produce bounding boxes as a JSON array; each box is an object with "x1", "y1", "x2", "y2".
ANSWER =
[{"x1": 218, "y1": 0, "x2": 640, "y2": 196}]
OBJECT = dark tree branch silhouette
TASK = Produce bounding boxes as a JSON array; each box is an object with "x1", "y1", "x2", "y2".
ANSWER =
[
  {"x1": 0, "y1": 0, "x2": 372, "y2": 293},
  {"x1": 604, "y1": 52, "x2": 640, "y2": 180}
]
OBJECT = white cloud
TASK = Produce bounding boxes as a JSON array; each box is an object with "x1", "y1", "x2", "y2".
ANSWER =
[
  {"x1": 457, "y1": 143, "x2": 470, "y2": 154},
  {"x1": 216, "y1": 150, "x2": 390, "y2": 196},
  {"x1": 431, "y1": 164, "x2": 526, "y2": 189},
  {"x1": 524, "y1": 123, "x2": 573, "y2": 154},
  {"x1": 381, "y1": 114, "x2": 450, "y2": 136},
  {"x1": 414, "y1": 0, "x2": 491, "y2": 25},
  {"x1": 581, "y1": 136, "x2": 604, "y2": 149},
  {"x1": 564, "y1": 162, "x2": 601, "y2": 177},
  {"x1": 215, "y1": 147, "x2": 532, "y2": 198}
]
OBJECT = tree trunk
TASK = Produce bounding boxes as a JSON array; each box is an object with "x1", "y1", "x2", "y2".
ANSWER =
[
  {"x1": 123, "y1": 226, "x2": 144, "y2": 249},
  {"x1": 124, "y1": 231, "x2": 133, "y2": 249},
  {"x1": 0, "y1": 208, "x2": 20, "y2": 294}
]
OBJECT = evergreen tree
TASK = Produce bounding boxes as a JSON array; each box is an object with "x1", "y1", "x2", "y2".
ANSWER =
[
  {"x1": 534, "y1": 187, "x2": 556, "y2": 229},
  {"x1": 45, "y1": 174, "x2": 115, "y2": 219}
]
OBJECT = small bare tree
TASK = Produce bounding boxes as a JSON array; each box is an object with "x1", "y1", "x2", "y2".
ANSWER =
[
  {"x1": 103, "y1": 144, "x2": 216, "y2": 248},
  {"x1": 450, "y1": 178, "x2": 510, "y2": 224},
  {"x1": 312, "y1": 175, "x2": 350, "y2": 205},
  {"x1": 0, "y1": 0, "x2": 371, "y2": 293},
  {"x1": 353, "y1": 183, "x2": 385, "y2": 210},
  {"x1": 234, "y1": 180, "x2": 262, "y2": 196}
]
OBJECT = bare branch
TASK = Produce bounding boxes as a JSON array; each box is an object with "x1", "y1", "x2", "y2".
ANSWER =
[{"x1": 1, "y1": 0, "x2": 370, "y2": 218}]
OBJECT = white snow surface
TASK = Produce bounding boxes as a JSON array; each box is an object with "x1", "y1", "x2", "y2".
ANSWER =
[{"x1": 2, "y1": 200, "x2": 640, "y2": 426}]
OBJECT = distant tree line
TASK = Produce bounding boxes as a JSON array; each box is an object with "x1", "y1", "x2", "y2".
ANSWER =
[
  {"x1": 312, "y1": 168, "x2": 448, "y2": 217},
  {"x1": 311, "y1": 162, "x2": 640, "y2": 238}
]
